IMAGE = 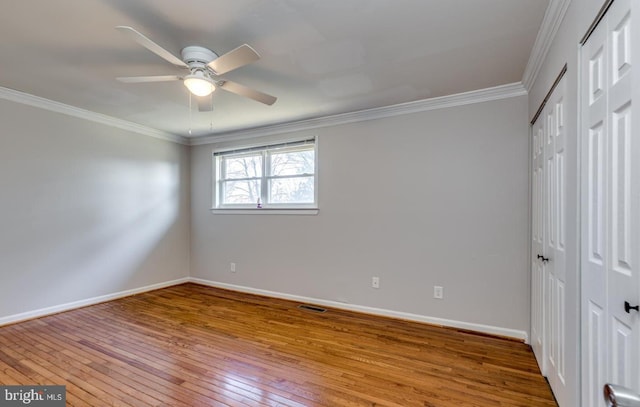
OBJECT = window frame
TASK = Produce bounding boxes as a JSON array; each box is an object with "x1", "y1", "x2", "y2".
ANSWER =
[{"x1": 212, "y1": 137, "x2": 318, "y2": 214}]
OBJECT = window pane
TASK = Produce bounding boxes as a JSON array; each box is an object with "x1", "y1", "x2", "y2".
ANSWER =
[
  {"x1": 269, "y1": 176, "x2": 314, "y2": 204},
  {"x1": 223, "y1": 154, "x2": 263, "y2": 179},
  {"x1": 222, "y1": 180, "x2": 261, "y2": 204},
  {"x1": 269, "y1": 149, "x2": 314, "y2": 176}
]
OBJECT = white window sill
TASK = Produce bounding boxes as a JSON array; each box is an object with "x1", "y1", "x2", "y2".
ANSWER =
[{"x1": 210, "y1": 208, "x2": 319, "y2": 215}]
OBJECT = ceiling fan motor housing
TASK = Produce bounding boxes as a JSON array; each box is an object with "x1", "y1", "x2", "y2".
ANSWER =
[{"x1": 181, "y1": 46, "x2": 218, "y2": 69}]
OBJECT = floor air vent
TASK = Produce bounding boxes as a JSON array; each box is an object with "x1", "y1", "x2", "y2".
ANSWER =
[{"x1": 298, "y1": 304, "x2": 327, "y2": 313}]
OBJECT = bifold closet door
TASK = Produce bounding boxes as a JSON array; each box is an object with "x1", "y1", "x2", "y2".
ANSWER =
[
  {"x1": 531, "y1": 113, "x2": 546, "y2": 374},
  {"x1": 531, "y1": 73, "x2": 568, "y2": 405},
  {"x1": 581, "y1": 0, "x2": 640, "y2": 405}
]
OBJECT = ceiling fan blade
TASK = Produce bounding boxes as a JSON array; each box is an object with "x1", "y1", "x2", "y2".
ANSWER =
[
  {"x1": 219, "y1": 80, "x2": 277, "y2": 105},
  {"x1": 117, "y1": 75, "x2": 181, "y2": 83},
  {"x1": 116, "y1": 26, "x2": 188, "y2": 68},
  {"x1": 197, "y1": 97, "x2": 213, "y2": 112},
  {"x1": 208, "y1": 44, "x2": 260, "y2": 75}
]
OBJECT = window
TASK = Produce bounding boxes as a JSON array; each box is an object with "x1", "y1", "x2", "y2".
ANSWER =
[{"x1": 213, "y1": 138, "x2": 317, "y2": 212}]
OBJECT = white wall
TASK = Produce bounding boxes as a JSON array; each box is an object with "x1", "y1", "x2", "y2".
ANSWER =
[
  {"x1": 527, "y1": 2, "x2": 605, "y2": 406},
  {"x1": 190, "y1": 95, "x2": 531, "y2": 335},
  {"x1": 0, "y1": 99, "x2": 190, "y2": 320}
]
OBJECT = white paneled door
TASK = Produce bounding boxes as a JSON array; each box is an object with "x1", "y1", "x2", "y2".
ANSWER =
[
  {"x1": 581, "y1": 0, "x2": 640, "y2": 405},
  {"x1": 546, "y1": 76, "x2": 568, "y2": 405},
  {"x1": 532, "y1": 109, "x2": 546, "y2": 374},
  {"x1": 531, "y1": 74, "x2": 568, "y2": 405}
]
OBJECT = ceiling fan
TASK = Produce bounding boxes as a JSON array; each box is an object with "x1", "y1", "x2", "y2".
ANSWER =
[{"x1": 115, "y1": 26, "x2": 277, "y2": 111}]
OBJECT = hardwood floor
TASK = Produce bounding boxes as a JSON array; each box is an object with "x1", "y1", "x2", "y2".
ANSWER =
[{"x1": 0, "y1": 283, "x2": 556, "y2": 406}]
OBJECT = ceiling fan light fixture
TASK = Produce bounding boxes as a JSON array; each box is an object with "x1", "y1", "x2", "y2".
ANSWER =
[{"x1": 184, "y1": 72, "x2": 216, "y2": 97}]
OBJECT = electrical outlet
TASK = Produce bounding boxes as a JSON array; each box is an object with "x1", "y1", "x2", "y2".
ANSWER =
[
  {"x1": 372, "y1": 276, "x2": 380, "y2": 289},
  {"x1": 230, "y1": 262, "x2": 236, "y2": 273},
  {"x1": 434, "y1": 285, "x2": 444, "y2": 299}
]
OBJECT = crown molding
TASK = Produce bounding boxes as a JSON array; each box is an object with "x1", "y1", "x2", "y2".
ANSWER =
[
  {"x1": 0, "y1": 86, "x2": 188, "y2": 145},
  {"x1": 522, "y1": 0, "x2": 572, "y2": 91},
  {"x1": 0, "y1": 81, "x2": 527, "y2": 147},
  {"x1": 189, "y1": 82, "x2": 527, "y2": 146}
]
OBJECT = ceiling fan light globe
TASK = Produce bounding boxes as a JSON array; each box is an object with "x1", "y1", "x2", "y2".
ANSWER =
[{"x1": 184, "y1": 76, "x2": 215, "y2": 97}]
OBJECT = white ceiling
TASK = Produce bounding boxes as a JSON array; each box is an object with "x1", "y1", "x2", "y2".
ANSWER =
[{"x1": 0, "y1": 0, "x2": 548, "y2": 139}]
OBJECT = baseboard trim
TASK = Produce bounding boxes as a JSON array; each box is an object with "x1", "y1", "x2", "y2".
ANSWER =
[
  {"x1": 0, "y1": 276, "x2": 529, "y2": 343},
  {"x1": 0, "y1": 277, "x2": 190, "y2": 326},
  {"x1": 189, "y1": 278, "x2": 529, "y2": 343}
]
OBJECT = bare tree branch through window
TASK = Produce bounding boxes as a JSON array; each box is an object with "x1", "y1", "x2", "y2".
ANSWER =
[{"x1": 215, "y1": 141, "x2": 316, "y2": 208}]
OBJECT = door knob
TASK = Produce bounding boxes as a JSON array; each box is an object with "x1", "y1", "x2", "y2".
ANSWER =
[
  {"x1": 624, "y1": 301, "x2": 639, "y2": 313},
  {"x1": 604, "y1": 383, "x2": 640, "y2": 407}
]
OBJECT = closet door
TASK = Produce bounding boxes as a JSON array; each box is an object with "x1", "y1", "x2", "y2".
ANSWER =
[
  {"x1": 581, "y1": 0, "x2": 639, "y2": 405},
  {"x1": 531, "y1": 113, "x2": 546, "y2": 373},
  {"x1": 582, "y1": 14, "x2": 608, "y2": 406},
  {"x1": 545, "y1": 76, "x2": 568, "y2": 405},
  {"x1": 531, "y1": 74, "x2": 568, "y2": 405}
]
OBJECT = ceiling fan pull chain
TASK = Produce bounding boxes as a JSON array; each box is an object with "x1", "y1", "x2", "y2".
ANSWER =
[
  {"x1": 210, "y1": 94, "x2": 214, "y2": 132},
  {"x1": 188, "y1": 92, "x2": 193, "y2": 135}
]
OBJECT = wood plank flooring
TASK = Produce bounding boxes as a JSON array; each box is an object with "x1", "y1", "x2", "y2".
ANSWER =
[{"x1": 0, "y1": 283, "x2": 557, "y2": 406}]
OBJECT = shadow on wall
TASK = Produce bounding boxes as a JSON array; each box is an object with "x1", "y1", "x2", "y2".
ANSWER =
[
  {"x1": 64, "y1": 160, "x2": 181, "y2": 290},
  {"x1": 0, "y1": 159, "x2": 181, "y2": 314}
]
